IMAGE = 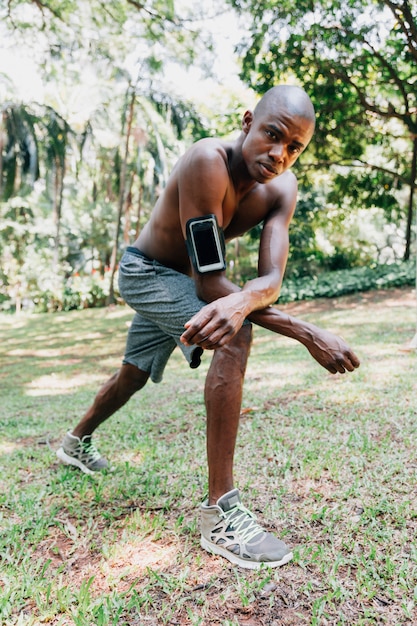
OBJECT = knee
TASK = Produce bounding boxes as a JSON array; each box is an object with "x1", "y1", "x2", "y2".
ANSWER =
[
  {"x1": 216, "y1": 324, "x2": 252, "y2": 372},
  {"x1": 117, "y1": 363, "x2": 149, "y2": 396},
  {"x1": 241, "y1": 322, "x2": 253, "y2": 345},
  {"x1": 232, "y1": 323, "x2": 253, "y2": 354}
]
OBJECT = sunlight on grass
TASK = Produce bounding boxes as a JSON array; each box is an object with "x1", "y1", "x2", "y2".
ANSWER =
[
  {"x1": 0, "y1": 440, "x2": 21, "y2": 454},
  {"x1": 95, "y1": 538, "x2": 180, "y2": 591},
  {"x1": 7, "y1": 342, "x2": 102, "y2": 358},
  {"x1": 26, "y1": 372, "x2": 106, "y2": 395}
]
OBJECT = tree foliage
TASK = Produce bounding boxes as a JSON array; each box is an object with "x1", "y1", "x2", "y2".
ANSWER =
[
  {"x1": 229, "y1": 0, "x2": 417, "y2": 259},
  {"x1": 0, "y1": 0, "x2": 243, "y2": 311},
  {"x1": 1, "y1": 0, "x2": 415, "y2": 312}
]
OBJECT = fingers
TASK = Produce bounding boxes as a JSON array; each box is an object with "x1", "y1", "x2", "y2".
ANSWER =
[
  {"x1": 181, "y1": 318, "x2": 229, "y2": 348},
  {"x1": 325, "y1": 351, "x2": 361, "y2": 375},
  {"x1": 180, "y1": 311, "x2": 212, "y2": 346},
  {"x1": 325, "y1": 360, "x2": 347, "y2": 375},
  {"x1": 181, "y1": 324, "x2": 235, "y2": 349},
  {"x1": 181, "y1": 294, "x2": 248, "y2": 349},
  {"x1": 349, "y1": 352, "x2": 361, "y2": 369},
  {"x1": 339, "y1": 350, "x2": 361, "y2": 372}
]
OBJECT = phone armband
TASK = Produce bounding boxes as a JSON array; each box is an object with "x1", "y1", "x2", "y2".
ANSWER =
[{"x1": 185, "y1": 214, "x2": 226, "y2": 274}]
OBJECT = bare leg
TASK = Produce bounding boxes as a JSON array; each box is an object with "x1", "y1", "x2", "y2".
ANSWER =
[
  {"x1": 205, "y1": 324, "x2": 252, "y2": 504},
  {"x1": 72, "y1": 363, "x2": 149, "y2": 438}
]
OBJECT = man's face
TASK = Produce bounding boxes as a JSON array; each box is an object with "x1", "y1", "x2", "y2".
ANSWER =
[{"x1": 241, "y1": 106, "x2": 314, "y2": 183}]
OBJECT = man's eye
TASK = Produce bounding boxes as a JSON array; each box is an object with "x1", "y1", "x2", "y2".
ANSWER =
[{"x1": 265, "y1": 129, "x2": 276, "y2": 139}]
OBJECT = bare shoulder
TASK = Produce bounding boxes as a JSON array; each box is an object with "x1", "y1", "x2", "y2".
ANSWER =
[
  {"x1": 174, "y1": 138, "x2": 233, "y2": 216},
  {"x1": 268, "y1": 170, "x2": 298, "y2": 202},
  {"x1": 262, "y1": 170, "x2": 298, "y2": 219},
  {"x1": 247, "y1": 170, "x2": 298, "y2": 216},
  {"x1": 178, "y1": 137, "x2": 230, "y2": 172},
  {"x1": 187, "y1": 137, "x2": 228, "y2": 155}
]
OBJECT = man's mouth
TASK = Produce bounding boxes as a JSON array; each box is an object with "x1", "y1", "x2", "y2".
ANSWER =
[{"x1": 259, "y1": 162, "x2": 278, "y2": 177}]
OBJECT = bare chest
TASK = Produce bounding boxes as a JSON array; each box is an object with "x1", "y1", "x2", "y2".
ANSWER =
[{"x1": 222, "y1": 185, "x2": 274, "y2": 240}]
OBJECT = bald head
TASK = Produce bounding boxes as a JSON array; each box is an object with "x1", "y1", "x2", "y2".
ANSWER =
[{"x1": 254, "y1": 85, "x2": 316, "y2": 129}]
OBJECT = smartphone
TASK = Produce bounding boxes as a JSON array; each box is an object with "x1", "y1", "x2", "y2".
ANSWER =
[{"x1": 186, "y1": 214, "x2": 226, "y2": 274}]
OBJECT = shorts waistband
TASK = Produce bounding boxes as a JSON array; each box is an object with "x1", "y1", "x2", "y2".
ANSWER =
[{"x1": 126, "y1": 246, "x2": 153, "y2": 262}]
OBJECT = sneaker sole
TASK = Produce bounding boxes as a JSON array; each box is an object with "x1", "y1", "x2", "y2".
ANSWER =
[
  {"x1": 56, "y1": 447, "x2": 95, "y2": 475},
  {"x1": 200, "y1": 535, "x2": 293, "y2": 570}
]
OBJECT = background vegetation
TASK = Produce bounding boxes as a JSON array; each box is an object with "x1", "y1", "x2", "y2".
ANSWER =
[{"x1": 0, "y1": 0, "x2": 416, "y2": 313}]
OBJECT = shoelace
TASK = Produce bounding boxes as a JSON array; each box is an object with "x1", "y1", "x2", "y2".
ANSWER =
[
  {"x1": 80, "y1": 440, "x2": 101, "y2": 462},
  {"x1": 221, "y1": 503, "x2": 265, "y2": 544}
]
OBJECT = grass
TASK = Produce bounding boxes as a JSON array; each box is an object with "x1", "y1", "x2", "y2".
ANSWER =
[{"x1": 0, "y1": 287, "x2": 416, "y2": 625}]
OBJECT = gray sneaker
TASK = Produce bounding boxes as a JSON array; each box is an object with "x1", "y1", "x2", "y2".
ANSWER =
[
  {"x1": 56, "y1": 432, "x2": 109, "y2": 475},
  {"x1": 200, "y1": 489, "x2": 293, "y2": 569}
]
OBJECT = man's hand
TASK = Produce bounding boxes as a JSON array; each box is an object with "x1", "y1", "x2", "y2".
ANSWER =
[
  {"x1": 302, "y1": 327, "x2": 360, "y2": 374},
  {"x1": 180, "y1": 293, "x2": 249, "y2": 349}
]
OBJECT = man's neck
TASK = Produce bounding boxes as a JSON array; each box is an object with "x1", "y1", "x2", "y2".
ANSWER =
[{"x1": 227, "y1": 134, "x2": 258, "y2": 198}]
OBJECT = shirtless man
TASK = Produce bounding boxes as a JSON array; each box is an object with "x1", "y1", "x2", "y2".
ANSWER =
[{"x1": 57, "y1": 85, "x2": 360, "y2": 569}]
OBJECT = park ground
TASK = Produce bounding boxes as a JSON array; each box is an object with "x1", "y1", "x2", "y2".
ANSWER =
[{"x1": 0, "y1": 287, "x2": 416, "y2": 625}]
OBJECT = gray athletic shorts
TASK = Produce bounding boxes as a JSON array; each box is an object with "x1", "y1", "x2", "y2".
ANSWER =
[{"x1": 118, "y1": 247, "x2": 206, "y2": 383}]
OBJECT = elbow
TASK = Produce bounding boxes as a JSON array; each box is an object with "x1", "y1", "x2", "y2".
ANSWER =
[
  {"x1": 272, "y1": 290, "x2": 280, "y2": 305},
  {"x1": 269, "y1": 273, "x2": 284, "y2": 305},
  {"x1": 268, "y1": 286, "x2": 281, "y2": 306},
  {"x1": 263, "y1": 278, "x2": 282, "y2": 306},
  {"x1": 194, "y1": 273, "x2": 223, "y2": 303},
  {"x1": 196, "y1": 284, "x2": 207, "y2": 301}
]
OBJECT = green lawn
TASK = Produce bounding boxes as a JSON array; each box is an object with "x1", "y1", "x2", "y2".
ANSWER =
[{"x1": 0, "y1": 288, "x2": 416, "y2": 625}]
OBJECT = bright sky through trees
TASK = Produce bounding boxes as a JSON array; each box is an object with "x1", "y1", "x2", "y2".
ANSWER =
[{"x1": 0, "y1": 5, "x2": 252, "y2": 111}]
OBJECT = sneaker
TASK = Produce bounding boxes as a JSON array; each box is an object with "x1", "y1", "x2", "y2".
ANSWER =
[
  {"x1": 200, "y1": 489, "x2": 293, "y2": 569},
  {"x1": 56, "y1": 432, "x2": 109, "y2": 475}
]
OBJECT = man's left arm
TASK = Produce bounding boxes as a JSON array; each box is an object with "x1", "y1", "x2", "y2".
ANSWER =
[{"x1": 248, "y1": 306, "x2": 360, "y2": 373}]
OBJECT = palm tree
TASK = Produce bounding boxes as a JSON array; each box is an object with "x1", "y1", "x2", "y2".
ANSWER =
[
  {"x1": 105, "y1": 83, "x2": 206, "y2": 303},
  {"x1": 0, "y1": 103, "x2": 39, "y2": 200}
]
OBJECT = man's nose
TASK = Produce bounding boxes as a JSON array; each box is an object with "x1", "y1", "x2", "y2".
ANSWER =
[{"x1": 269, "y1": 142, "x2": 285, "y2": 161}]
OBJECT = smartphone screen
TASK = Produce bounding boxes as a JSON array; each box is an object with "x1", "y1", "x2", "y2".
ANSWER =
[
  {"x1": 192, "y1": 224, "x2": 221, "y2": 266},
  {"x1": 188, "y1": 216, "x2": 226, "y2": 273}
]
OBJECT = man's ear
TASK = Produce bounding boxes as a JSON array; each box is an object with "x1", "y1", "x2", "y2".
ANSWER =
[{"x1": 242, "y1": 110, "x2": 253, "y2": 134}]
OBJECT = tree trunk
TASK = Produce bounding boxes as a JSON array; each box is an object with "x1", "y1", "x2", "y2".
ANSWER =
[
  {"x1": 0, "y1": 110, "x2": 4, "y2": 199},
  {"x1": 135, "y1": 183, "x2": 143, "y2": 240},
  {"x1": 108, "y1": 89, "x2": 135, "y2": 305},
  {"x1": 400, "y1": 136, "x2": 417, "y2": 350},
  {"x1": 52, "y1": 157, "x2": 65, "y2": 270},
  {"x1": 403, "y1": 136, "x2": 417, "y2": 261},
  {"x1": 123, "y1": 175, "x2": 134, "y2": 244}
]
